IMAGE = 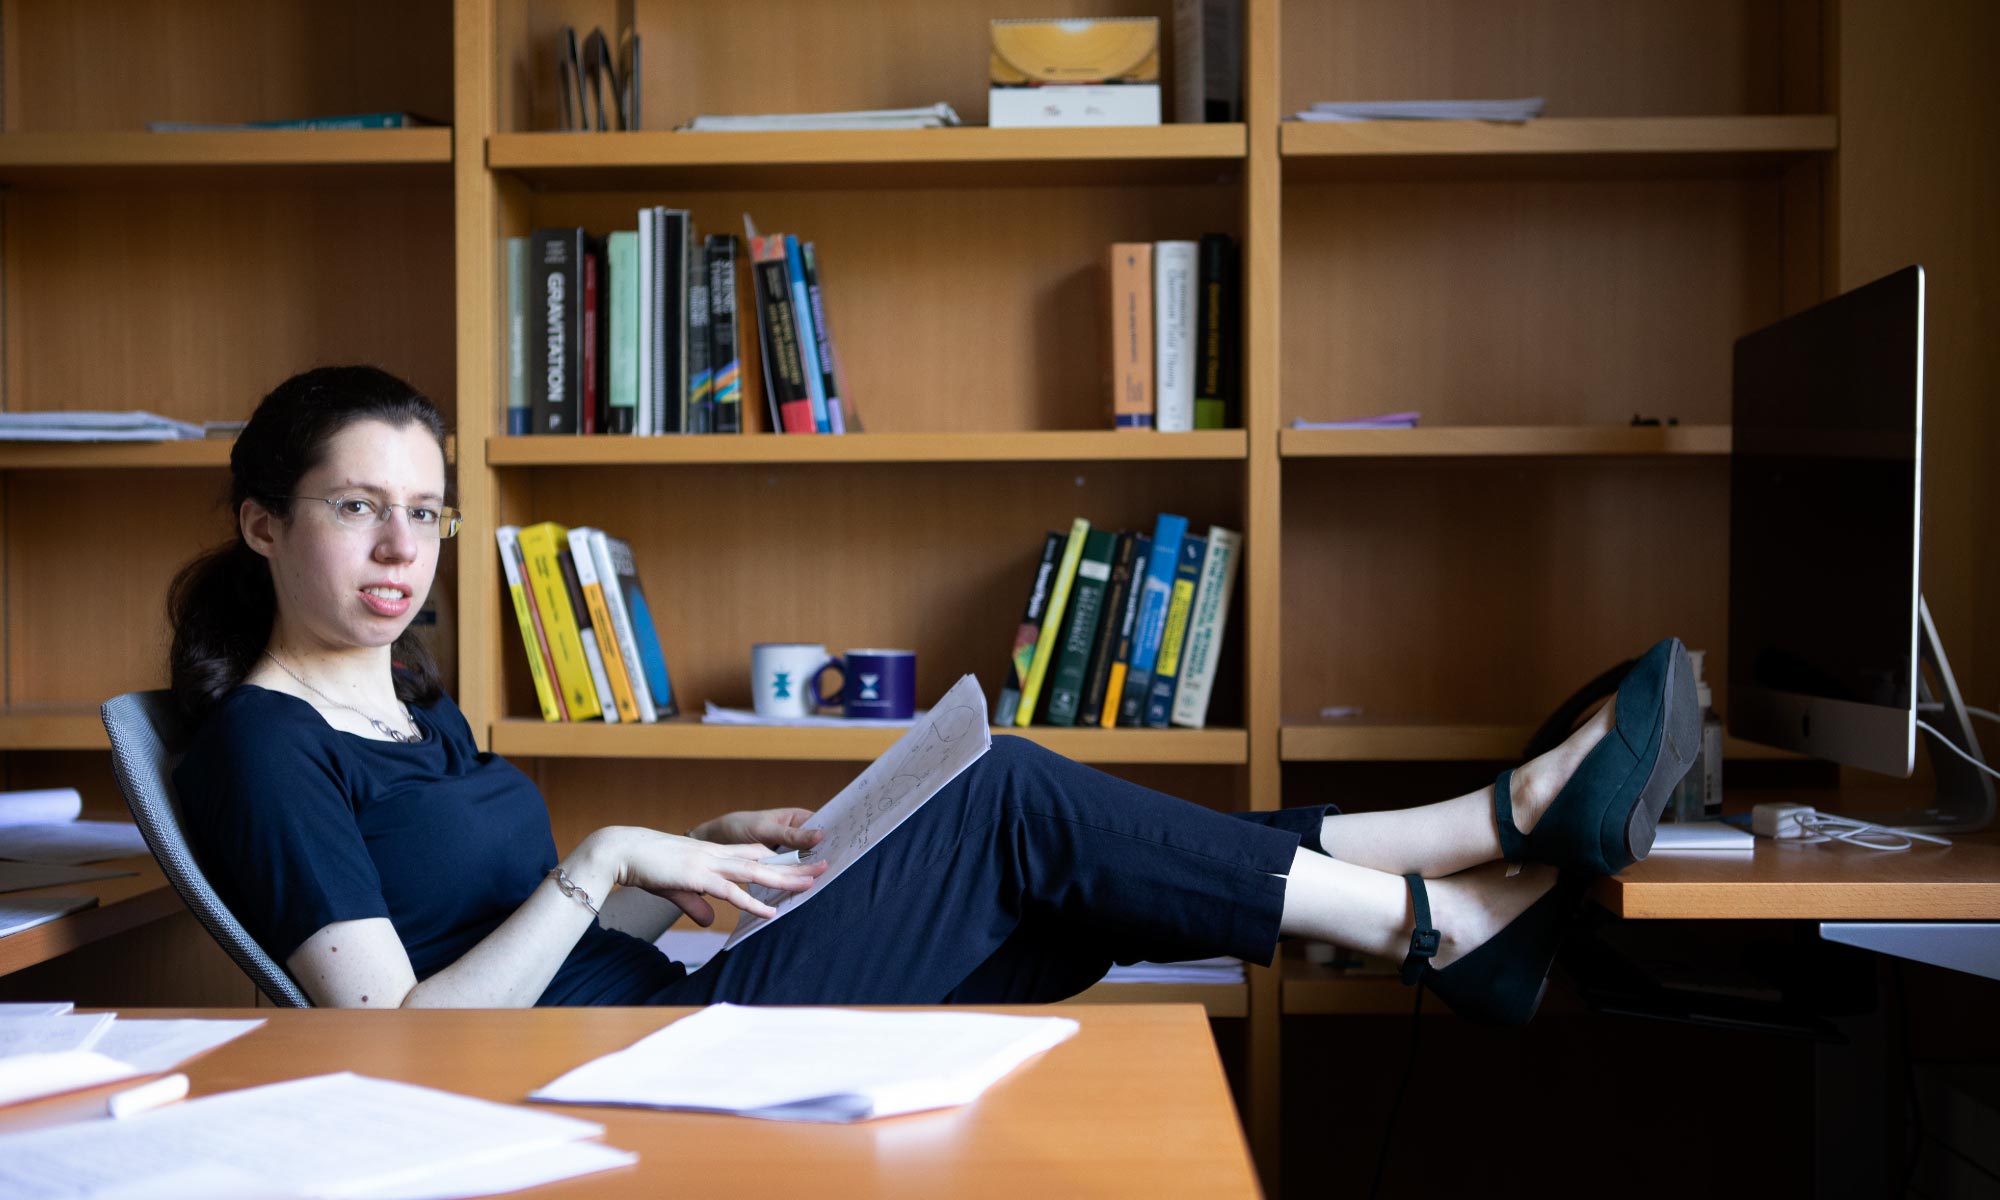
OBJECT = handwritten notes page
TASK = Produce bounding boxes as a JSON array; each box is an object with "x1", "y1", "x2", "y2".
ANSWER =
[{"x1": 725, "y1": 673, "x2": 992, "y2": 949}]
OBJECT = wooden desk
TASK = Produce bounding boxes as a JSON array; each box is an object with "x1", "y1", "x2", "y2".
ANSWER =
[
  {"x1": 0, "y1": 1005, "x2": 1262, "y2": 1198},
  {"x1": 1597, "y1": 836, "x2": 2000, "y2": 919},
  {"x1": 0, "y1": 856, "x2": 179, "y2": 976}
]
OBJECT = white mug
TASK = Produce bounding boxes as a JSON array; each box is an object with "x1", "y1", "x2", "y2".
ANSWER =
[{"x1": 751, "y1": 643, "x2": 830, "y2": 718}]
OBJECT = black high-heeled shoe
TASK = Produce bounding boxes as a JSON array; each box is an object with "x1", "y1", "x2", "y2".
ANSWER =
[{"x1": 1398, "y1": 869, "x2": 1585, "y2": 1025}]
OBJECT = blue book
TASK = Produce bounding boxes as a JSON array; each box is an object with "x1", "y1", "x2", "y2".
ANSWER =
[
  {"x1": 146, "y1": 112, "x2": 430, "y2": 131},
  {"x1": 1115, "y1": 513, "x2": 1188, "y2": 726},
  {"x1": 783, "y1": 235, "x2": 832, "y2": 433},
  {"x1": 1143, "y1": 534, "x2": 1208, "y2": 727},
  {"x1": 621, "y1": 574, "x2": 678, "y2": 718}
]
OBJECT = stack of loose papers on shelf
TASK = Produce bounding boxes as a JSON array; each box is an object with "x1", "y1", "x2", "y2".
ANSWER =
[
  {"x1": 1103, "y1": 955, "x2": 1246, "y2": 985},
  {"x1": 1291, "y1": 97, "x2": 1545, "y2": 122},
  {"x1": 0, "y1": 411, "x2": 204, "y2": 442},
  {"x1": 702, "y1": 700, "x2": 925, "y2": 729},
  {"x1": 683, "y1": 102, "x2": 962, "y2": 131},
  {"x1": 0, "y1": 788, "x2": 149, "y2": 865},
  {"x1": 0, "y1": 1072, "x2": 635, "y2": 1200},
  {"x1": 0, "y1": 1010, "x2": 264, "y2": 1107},
  {"x1": 1290, "y1": 411, "x2": 1420, "y2": 430},
  {"x1": 533, "y1": 1003, "x2": 1076, "y2": 1122}
]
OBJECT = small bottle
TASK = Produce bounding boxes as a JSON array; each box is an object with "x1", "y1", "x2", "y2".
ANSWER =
[{"x1": 1666, "y1": 650, "x2": 1725, "y2": 822}]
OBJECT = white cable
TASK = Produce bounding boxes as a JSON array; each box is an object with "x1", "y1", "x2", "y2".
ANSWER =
[
  {"x1": 1914, "y1": 718, "x2": 2000, "y2": 783},
  {"x1": 1917, "y1": 703, "x2": 1997, "y2": 725},
  {"x1": 1779, "y1": 809, "x2": 1954, "y2": 853}
]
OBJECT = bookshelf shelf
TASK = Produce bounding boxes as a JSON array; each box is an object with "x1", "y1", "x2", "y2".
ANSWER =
[
  {"x1": 1279, "y1": 425, "x2": 1730, "y2": 458},
  {"x1": 486, "y1": 125, "x2": 1247, "y2": 189},
  {"x1": 1280, "y1": 116, "x2": 1837, "y2": 180},
  {"x1": 1281, "y1": 960, "x2": 1435, "y2": 1016},
  {"x1": 0, "y1": 130, "x2": 454, "y2": 186},
  {"x1": 1067, "y1": 980, "x2": 1248, "y2": 1019},
  {"x1": 1280, "y1": 723, "x2": 1799, "y2": 763},
  {"x1": 0, "y1": 707, "x2": 110, "y2": 750},
  {"x1": 0, "y1": 441, "x2": 234, "y2": 470},
  {"x1": 492, "y1": 718, "x2": 1249, "y2": 765},
  {"x1": 487, "y1": 430, "x2": 1248, "y2": 467}
]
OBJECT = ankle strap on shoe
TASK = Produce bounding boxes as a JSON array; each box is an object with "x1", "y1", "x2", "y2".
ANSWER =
[
  {"x1": 1493, "y1": 768, "x2": 1526, "y2": 863},
  {"x1": 1400, "y1": 873, "x2": 1440, "y2": 985}
]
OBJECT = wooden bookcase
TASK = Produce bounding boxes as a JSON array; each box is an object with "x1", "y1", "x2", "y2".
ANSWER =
[{"x1": 17, "y1": 0, "x2": 1938, "y2": 1189}]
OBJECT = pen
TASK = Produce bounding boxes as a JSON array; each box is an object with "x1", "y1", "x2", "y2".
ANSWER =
[{"x1": 106, "y1": 1072, "x2": 189, "y2": 1119}]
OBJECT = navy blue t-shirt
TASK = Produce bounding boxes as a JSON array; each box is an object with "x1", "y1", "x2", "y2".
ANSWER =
[{"x1": 175, "y1": 685, "x2": 683, "y2": 1005}]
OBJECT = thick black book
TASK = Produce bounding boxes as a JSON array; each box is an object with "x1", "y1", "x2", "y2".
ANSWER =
[
  {"x1": 706, "y1": 234, "x2": 742, "y2": 434},
  {"x1": 529, "y1": 227, "x2": 584, "y2": 434},
  {"x1": 749, "y1": 240, "x2": 813, "y2": 433},
  {"x1": 652, "y1": 208, "x2": 689, "y2": 434},
  {"x1": 1077, "y1": 531, "x2": 1138, "y2": 727},
  {"x1": 1193, "y1": 233, "x2": 1240, "y2": 430}
]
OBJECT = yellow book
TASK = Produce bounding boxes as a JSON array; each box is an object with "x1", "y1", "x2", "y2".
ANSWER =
[
  {"x1": 516, "y1": 521, "x2": 603, "y2": 721},
  {"x1": 1014, "y1": 517, "x2": 1090, "y2": 728},
  {"x1": 568, "y1": 527, "x2": 640, "y2": 722},
  {"x1": 496, "y1": 526, "x2": 561, "y2": 722}
]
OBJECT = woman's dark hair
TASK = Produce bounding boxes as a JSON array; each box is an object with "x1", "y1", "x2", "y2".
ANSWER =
[{"x1": 169, "y1": 366, "x2": 449, "y2": 720}]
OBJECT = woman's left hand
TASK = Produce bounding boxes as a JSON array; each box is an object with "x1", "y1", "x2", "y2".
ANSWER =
[{"x1": 690, "y1": 807, "x2": 822, "y2": 855}]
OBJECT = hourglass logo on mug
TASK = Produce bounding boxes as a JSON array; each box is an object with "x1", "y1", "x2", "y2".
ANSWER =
[{"x1": 751, "y1": 645, "x2": 917, "y2": 720}]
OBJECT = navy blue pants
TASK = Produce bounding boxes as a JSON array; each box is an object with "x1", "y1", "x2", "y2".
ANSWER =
[{"x1": 645, "y1": 736, "x2": 1333, "y2": 1006}]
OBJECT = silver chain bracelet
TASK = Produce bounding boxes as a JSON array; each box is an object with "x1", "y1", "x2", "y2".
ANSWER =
[{"x1": 547, "y1": 867, "x2": 601, "y2": 916}]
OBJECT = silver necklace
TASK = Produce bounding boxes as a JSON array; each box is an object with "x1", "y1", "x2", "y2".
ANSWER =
[{"x1": 263, "y1": 652, "x2": 423, "y2": 744}]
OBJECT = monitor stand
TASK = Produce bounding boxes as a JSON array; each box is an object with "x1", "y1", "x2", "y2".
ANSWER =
[{"x1": 1901, "y1": 595, "x2": 1994, "y2": 832}]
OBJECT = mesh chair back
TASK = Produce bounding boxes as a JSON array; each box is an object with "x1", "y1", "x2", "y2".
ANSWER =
[{"x1": 99, "y1": 690, "x2": 312, "y2": 1007}]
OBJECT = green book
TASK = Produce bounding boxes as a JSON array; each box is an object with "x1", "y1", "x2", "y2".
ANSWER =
[
  {"x1": 1043, "y1": 527, "x2": 1118, "y2": 726},
  {"x1": 505, "y1": 237, "x2": 529, "y2": 435},
  {"x1": 607, "y1": 230, "x2": 638, "y2": 434},
  {"x1": 1015, "y1": 517, "x2": 1089, "y2": 728}
]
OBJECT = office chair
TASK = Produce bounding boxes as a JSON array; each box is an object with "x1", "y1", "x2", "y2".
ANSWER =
[{"x1": 99, "y1": 689, "x2": 313, "y2": 1008}]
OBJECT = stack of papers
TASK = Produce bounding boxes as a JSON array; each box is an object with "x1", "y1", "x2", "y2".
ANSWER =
[
  {"x1": 702, "y1": 701, "x2": 925, "y2": 729},
  {"x1": 0, "y1": 1072, "x2": 634, "y2": 1199},
  {"x1": 1290, "y1": 411, "x2": 1421, "y2": 430},
  {"x1": 683, "y1": 103, "x2": 962, "y2": 131},
  {"x1": 1292, "y1": 97, "x2": 1545, "y2": 122},
  {"x1": 0, "y1": 412, "x2": 204, "y2": 442},
  {"x1": 0, "y1": 1012, "x2": 264, "y2": 1106},
  {"x1": 1651, "y1": 823, "x2": 1755, "y2": 852},
  {"x1": 0, "y1": 896, "x2": 97, "y2": 940},
  {"x1": 533, "y1": 1003, "x2": 1076, "y2": 1122},
  {"x1": 0, "y1": 788, "x2": 149, "y2": 865},
  {"x1": 1103, "y1": 956, "x2": 1246, "y2": 985}
]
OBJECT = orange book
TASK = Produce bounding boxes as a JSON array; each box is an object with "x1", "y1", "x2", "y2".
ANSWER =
[{"x1": 1109, "y1": 242, "x2": 1153, "y2": 429}]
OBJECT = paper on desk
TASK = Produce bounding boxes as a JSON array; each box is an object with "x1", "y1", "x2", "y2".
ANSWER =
[
  {"x1": 0, "y1": 862, "x2": 136, "y2": 895},
  {"x1": 0, "y1": 1002, "x2": 73, "y2": 1017},
  {"x1": 0, "y1": 895, "x2": 97, "y2": 938},
  {"x1": 0, "y1": 1071, "x2": 631, "y2": 1200},
  {"x1": 343, "y1": 1141, "x2": 639, "y2": 1200},
  {"x1": 1650, "y1": 823, "x2": 1755, "y2": 852},
  {"x1": 0, "y1": 789, "x2": 83, "y2": 827},
  {"x1": 0, "y1": 1012, "x2": 114, "y2": 1057},
  {"x1": 0, "y1": 820, "x2": 150, "y2": 864},
  {"x1": 0, "y1": 1050, "x2": 141, "y2": 1108},
  {"x1": 90, "y1": 1018, "x2": 265, "y2": 1074},
  {"x1": 532, "y1": 1003, "x2": 1078, "y2": 1122},
  {"x1": 725, "y1": 673, "x2": 991, "y2": 949}
]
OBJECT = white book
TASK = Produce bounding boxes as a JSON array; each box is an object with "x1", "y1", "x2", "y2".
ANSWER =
[
  {"x1": 585, "y1": 530, "x2": 658, "y2": 721},
  {"x1": 1170, "y1": 524, "x2": 1241, "y2": 728},
  {"x1": 636, "y1": 207, "x2": 655, "y2": 436},
  {"x1": 1153, "y1": 240, "x2": 1198, "y2": 431},
  {"x1": 532, "y1": 1003, "x2": 1076, "y2": 1122}
]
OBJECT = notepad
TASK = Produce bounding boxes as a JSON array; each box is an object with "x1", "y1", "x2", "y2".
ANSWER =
[
  {"x1": 532, "y1": 1003, "x2": 1078, "y2": 1122},
  {"x1": 1650, "y1": 823, "x2": 1755, "y2": 852}
]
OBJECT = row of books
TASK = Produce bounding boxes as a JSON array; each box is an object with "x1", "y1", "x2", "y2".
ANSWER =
[
  {"x1": 1109, "y1": 234, "x2": 1240, "y2": 432},
  {"x1": 506, "y1": 216, "x2": 744, "y2": 436},
  {"x1": 998, "y1": 513, "x2": 1241, "y2": 731},
  {"x1": 496, "y1": 523, "x2": 679, "y2": 723}
]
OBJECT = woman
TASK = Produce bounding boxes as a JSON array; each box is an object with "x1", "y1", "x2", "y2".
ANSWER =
[{"x1": 171, "y1": 367, "x2": 1697, "y2": 1021}]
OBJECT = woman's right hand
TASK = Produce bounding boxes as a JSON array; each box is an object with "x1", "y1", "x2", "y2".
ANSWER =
[{"x1": 579, "y1": 826, "x2": 827, "y2": 926}]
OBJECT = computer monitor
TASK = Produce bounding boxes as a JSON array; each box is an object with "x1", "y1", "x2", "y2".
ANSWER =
[
  {"x1": 1728, "y1": 265, "x2": 1992, "y2": 829},
  {"x1": 1728, "y1": 265, "x2": 1924, "y2": 777}
]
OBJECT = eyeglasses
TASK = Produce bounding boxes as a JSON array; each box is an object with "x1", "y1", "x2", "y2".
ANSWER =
[{"x1": 292, "y1": 495, "x2": 463, "y2": 539}]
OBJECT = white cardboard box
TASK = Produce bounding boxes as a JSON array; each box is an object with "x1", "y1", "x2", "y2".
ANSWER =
[{"x1": 988, "y1": 84, "x2": 1161, "y2": 128}]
